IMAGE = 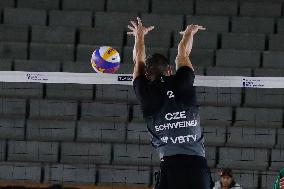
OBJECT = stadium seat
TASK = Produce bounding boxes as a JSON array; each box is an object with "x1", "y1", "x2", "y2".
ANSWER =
[
  {"x1": 113, "y1": 144, "x2": 159, "y2": 165},
  {"x1": 8, "y1": 140, "x2": 58, "y2": 162},
  {"x1": 127, "y1": 121, "x2": 149, "y2": 144},
  {"x1": 169, "y1": 48, "x2": 214, "y2": 67},
  {"x1": 263, "y1": 51, "x2": 284, "y2": 69},
  {"x1": 107, "y1": 0, "x2": 149, "y2": 13},
  {"x1": 0, "y1": 162, "x2": 41, "y2": 182},
  {"x1": 0, "y1": 42, "x2": 28, "y2": 59},
  {"x1": 195, "y1": 0, "x2": 238, "y2": 16},
  {"x1": 0, "y1": 0, "x2": 14, "y2": 8},
  {"x1": 79, "y1": 28, "x2": 124, "y2": 46},
  {"x1": 254, "y1": 68, "x2": 284, "y2": 77},
  {"x1": 32, "y1": 26, "x2": 76, "y2": 44},
  {"x1": 199, "y1": 106, "x2": 233, "y2": 126},
  {"x1": 196, "y1": 87, "x2": 242, "y2": 106},
  {"x1": 240, "y1": 1, "x2": 282, "y2": 17},
  {"x1": 0, "y1": 118, "x2": 25, "y2": 140},
  {"x1": 61, "y1": 142, "x2": 111, "y2": 164},
  {"x1": 0, "y1": 140, "x2": 5, "y2": 161},
  {"x1": 17, "y1": 0, "x2": 60, "y2": 9},
  {"x1": 14, "y1": 60, "x2": 60, "y2": 72},
  {"x1": 98, "y1": 165, "x2": 150, "y2": 185},
  {"x1": 0, "y1": 98, "x2": 26, "y2": 118},
  {"x1": 96, "y1": 84, "x2": 137, "y2": 103},
  {"x1": 0, "y1": 0, "x2": 283, "y2": 188},
  {"x1": 30, "y1": 43, "x2": 75, "y2": 61},
  {"x1": 0, "y1": 82, "x2": 43, "y2": 98},
  {"x1": 231, "y1": 170, "x2": 259, "y2": 189},
  {"x1": 218, "y1": 147, "x2": 269, "y2": 170},
  {"x1": 244, "y1": 88, "x2": 284, "y2": 108},
  {"x1": 221, "y1": 33, "x2": 266, "y2": 50},
  {"x1": 77, "y1": 120, "x2": 126, "y2": 142},
  {"x1": 206, "y1": 67, "x2": 252, "y2": 76},
  {"x1": 216, "y1": 50, "x2": 261, "y2": 68},
  {"x1": 270, "y1": 149, "x2": 284, "y2": 171},
  {"x1": 173, "y1": 31, "x2": 218, "y2": 49},
  {"x1": 49, "y1": 10, "x2": 93, "y2": 27},
  {"x1": 44, "y1": 163, "x2": 96, "y2": 184},
  {"x1": 81, "y1": 101, "x2": 129, "y2": 122},
  {"x1": 269, "y1": 35, "x2": 284, "y2": 51},
  {"x1": 227, "y1": 127, "x2": 276, "y2": 147},
  {"x1": 62, "y1": 0, "x2": 105, "y2": 11},
  {"x1": 132, "y1": 104, "x2": 143, "y2": 122},
  {"x1": 193, "y1": 66, "x2": 205, "y2": 75},
  {"x1": 277, "y1": 18, "x2": 284, "y2": 34},
  {"x1": 141, "y1": 13, "x2": 184, "y2": 32},
  {"x1": 203, "y1": 125, "x2": 226, "y2": 146},
  {"x1": 234, "y1": 107, "x2": 283, "y2": 128},
  {"x1": 76, "y1": 44, "x2": 96, "y2": 62},
  {"x1": 95, "y1": 12, "x2": 137, "y2": 31},
  {"x1": 4, "y1": 8, "x2": 47, "y2": 26},
  {"x1": 63, "y1": 61, "x2": 94, "y2": 73},
  {"x1": 152, "y1": 0, "x2": 194, "y2": 14},
  {"x1": 0, "y1": 25, "x2": 29, "y2": 42},
  {"x1": 117, "y1": 64, "x2": 133, "y2": 74},
  {"x1": 46, "y1": 84, "x2": 93, "y2": 100},
  {"x1": 123, "y1": 46, "x2": 169, "y2": 64},
  {"x1": 232, "y1": 17, "x2": 275, "y2": 34},
  {"x1": 127, "y1": 31, "x2": 172, "y2": 47},
  {"x1": 276, "y1": 128, "x2": 284, "y2": 149},
  {"x1": 205, "y1": 146, "x2": 216, "y2": 168},
  {"x1": 122, "y1": 47, "x2": 134, "y2": 64},
  {"x1": 186, "y1": 16, "x2": 229, "y2": 33},
  {"x1": 260, "y1": 171, "x2": 279, "y2": 189},
  {"x1": 26, "y1": 119, "x2": 76, "y2": 141},
  {"x1": 0, "y1": 59, "x2": 12, "y2": 71},
  {"x1": 29, "y1": 99, "x2": 78, "y2": 120}
]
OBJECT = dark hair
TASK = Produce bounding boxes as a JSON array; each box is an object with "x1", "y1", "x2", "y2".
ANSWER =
[
  {"x1": 145, "y1": 53, "x2": 170, "y2": 78},
  {"x1": 219, "y1": 168, "x2": 233, "y2": 177}
]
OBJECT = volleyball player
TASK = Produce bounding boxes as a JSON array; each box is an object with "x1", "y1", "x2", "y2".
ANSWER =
[{"x1": 127, "y1": 17, "x2": 213, "y2": 189}]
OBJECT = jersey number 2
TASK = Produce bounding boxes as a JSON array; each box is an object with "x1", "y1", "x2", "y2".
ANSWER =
[{"x1": 167, "y1": 91, "x2": 175, "y2": 98}]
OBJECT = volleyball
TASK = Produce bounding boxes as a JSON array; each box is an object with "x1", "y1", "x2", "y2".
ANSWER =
[{"x1": 91, "y1": 46, "x2": 121, "y2": 73}]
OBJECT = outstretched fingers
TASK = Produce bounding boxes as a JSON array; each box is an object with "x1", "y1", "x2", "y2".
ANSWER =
[
  {"x1": 197, "y1": 25, "x2": 206, "y2": 30},
  {"x1": 137, "y1": 17, "x2": 142, "y2": 26},
  {"x1": 130, "y1": 20, "x2": 137, "y2": 29},
  {"x1": 127, "y1": 31, "x2": 134, "y2": 35},
  {"x1": 127, "y1": 24, "x2": 136, "y2": 31},
  {"x1": 146, "y1": 26, "x2": 155, "y2": 32}
]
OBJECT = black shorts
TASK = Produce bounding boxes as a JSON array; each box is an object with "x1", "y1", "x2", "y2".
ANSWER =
[{"x1": 155, "y1": 155, "x2": 213, "y2": 189}]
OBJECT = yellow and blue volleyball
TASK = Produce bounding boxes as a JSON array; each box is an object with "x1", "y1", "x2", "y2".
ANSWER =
[{"x1": 91, "y1": 46, "x2": 121, "y2": 73}]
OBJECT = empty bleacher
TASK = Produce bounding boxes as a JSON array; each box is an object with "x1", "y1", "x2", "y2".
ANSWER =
[{"x1": 0, "y1": 0, "x2": 283, "y2": 188}]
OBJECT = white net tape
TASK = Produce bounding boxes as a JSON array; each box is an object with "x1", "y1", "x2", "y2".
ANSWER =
[{"x1": 0, "y1": 71, "x2": 283, "y2": 88}]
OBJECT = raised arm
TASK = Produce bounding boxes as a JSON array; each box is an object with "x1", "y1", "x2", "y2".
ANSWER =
[
  {"x1": 127, "y1": 17, "x2": 154, "y2": 79},
  {"x1": 176, "y1": 24, "x2": 206, "y2": 70}
]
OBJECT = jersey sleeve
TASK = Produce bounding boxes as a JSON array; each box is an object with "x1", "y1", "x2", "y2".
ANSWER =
[
  {"x1": 175, "y1": 66, "x2": 195, "y2": 89},
  {"x1": 133, "y1": 75, "x2": 148, "y2": 103},
  {"x1": 174, "y1": 66, "x2": 197, "y2": 106}
]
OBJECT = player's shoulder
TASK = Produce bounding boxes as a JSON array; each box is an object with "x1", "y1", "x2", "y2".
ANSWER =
[
  {"x1": 133, "y1": 75, "x2": 148, "y2": 86},
  {"x1": 175, "y1": 66, "x2": 195, "y2": 75}
]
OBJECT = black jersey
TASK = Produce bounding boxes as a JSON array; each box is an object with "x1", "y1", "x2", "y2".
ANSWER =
[{"x1": 133, "y1": 66, "x2": 205, "y2": 159}]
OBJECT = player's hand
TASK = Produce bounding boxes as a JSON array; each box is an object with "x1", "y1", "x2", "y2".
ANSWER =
[
  {"x1": 280, "y1": 177, "x2": 284, "y2": 189},
  {"x1": 127, "y1": 17, "x2": 154, "y2": 38},
  {"x1": 180, "y1": 24, "x2": 206, "y2": 36}
]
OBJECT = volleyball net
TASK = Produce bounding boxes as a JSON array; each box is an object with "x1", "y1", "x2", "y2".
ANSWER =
[{"x1": 0, "y1": 71, "x2": 283, "y2": 88}]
